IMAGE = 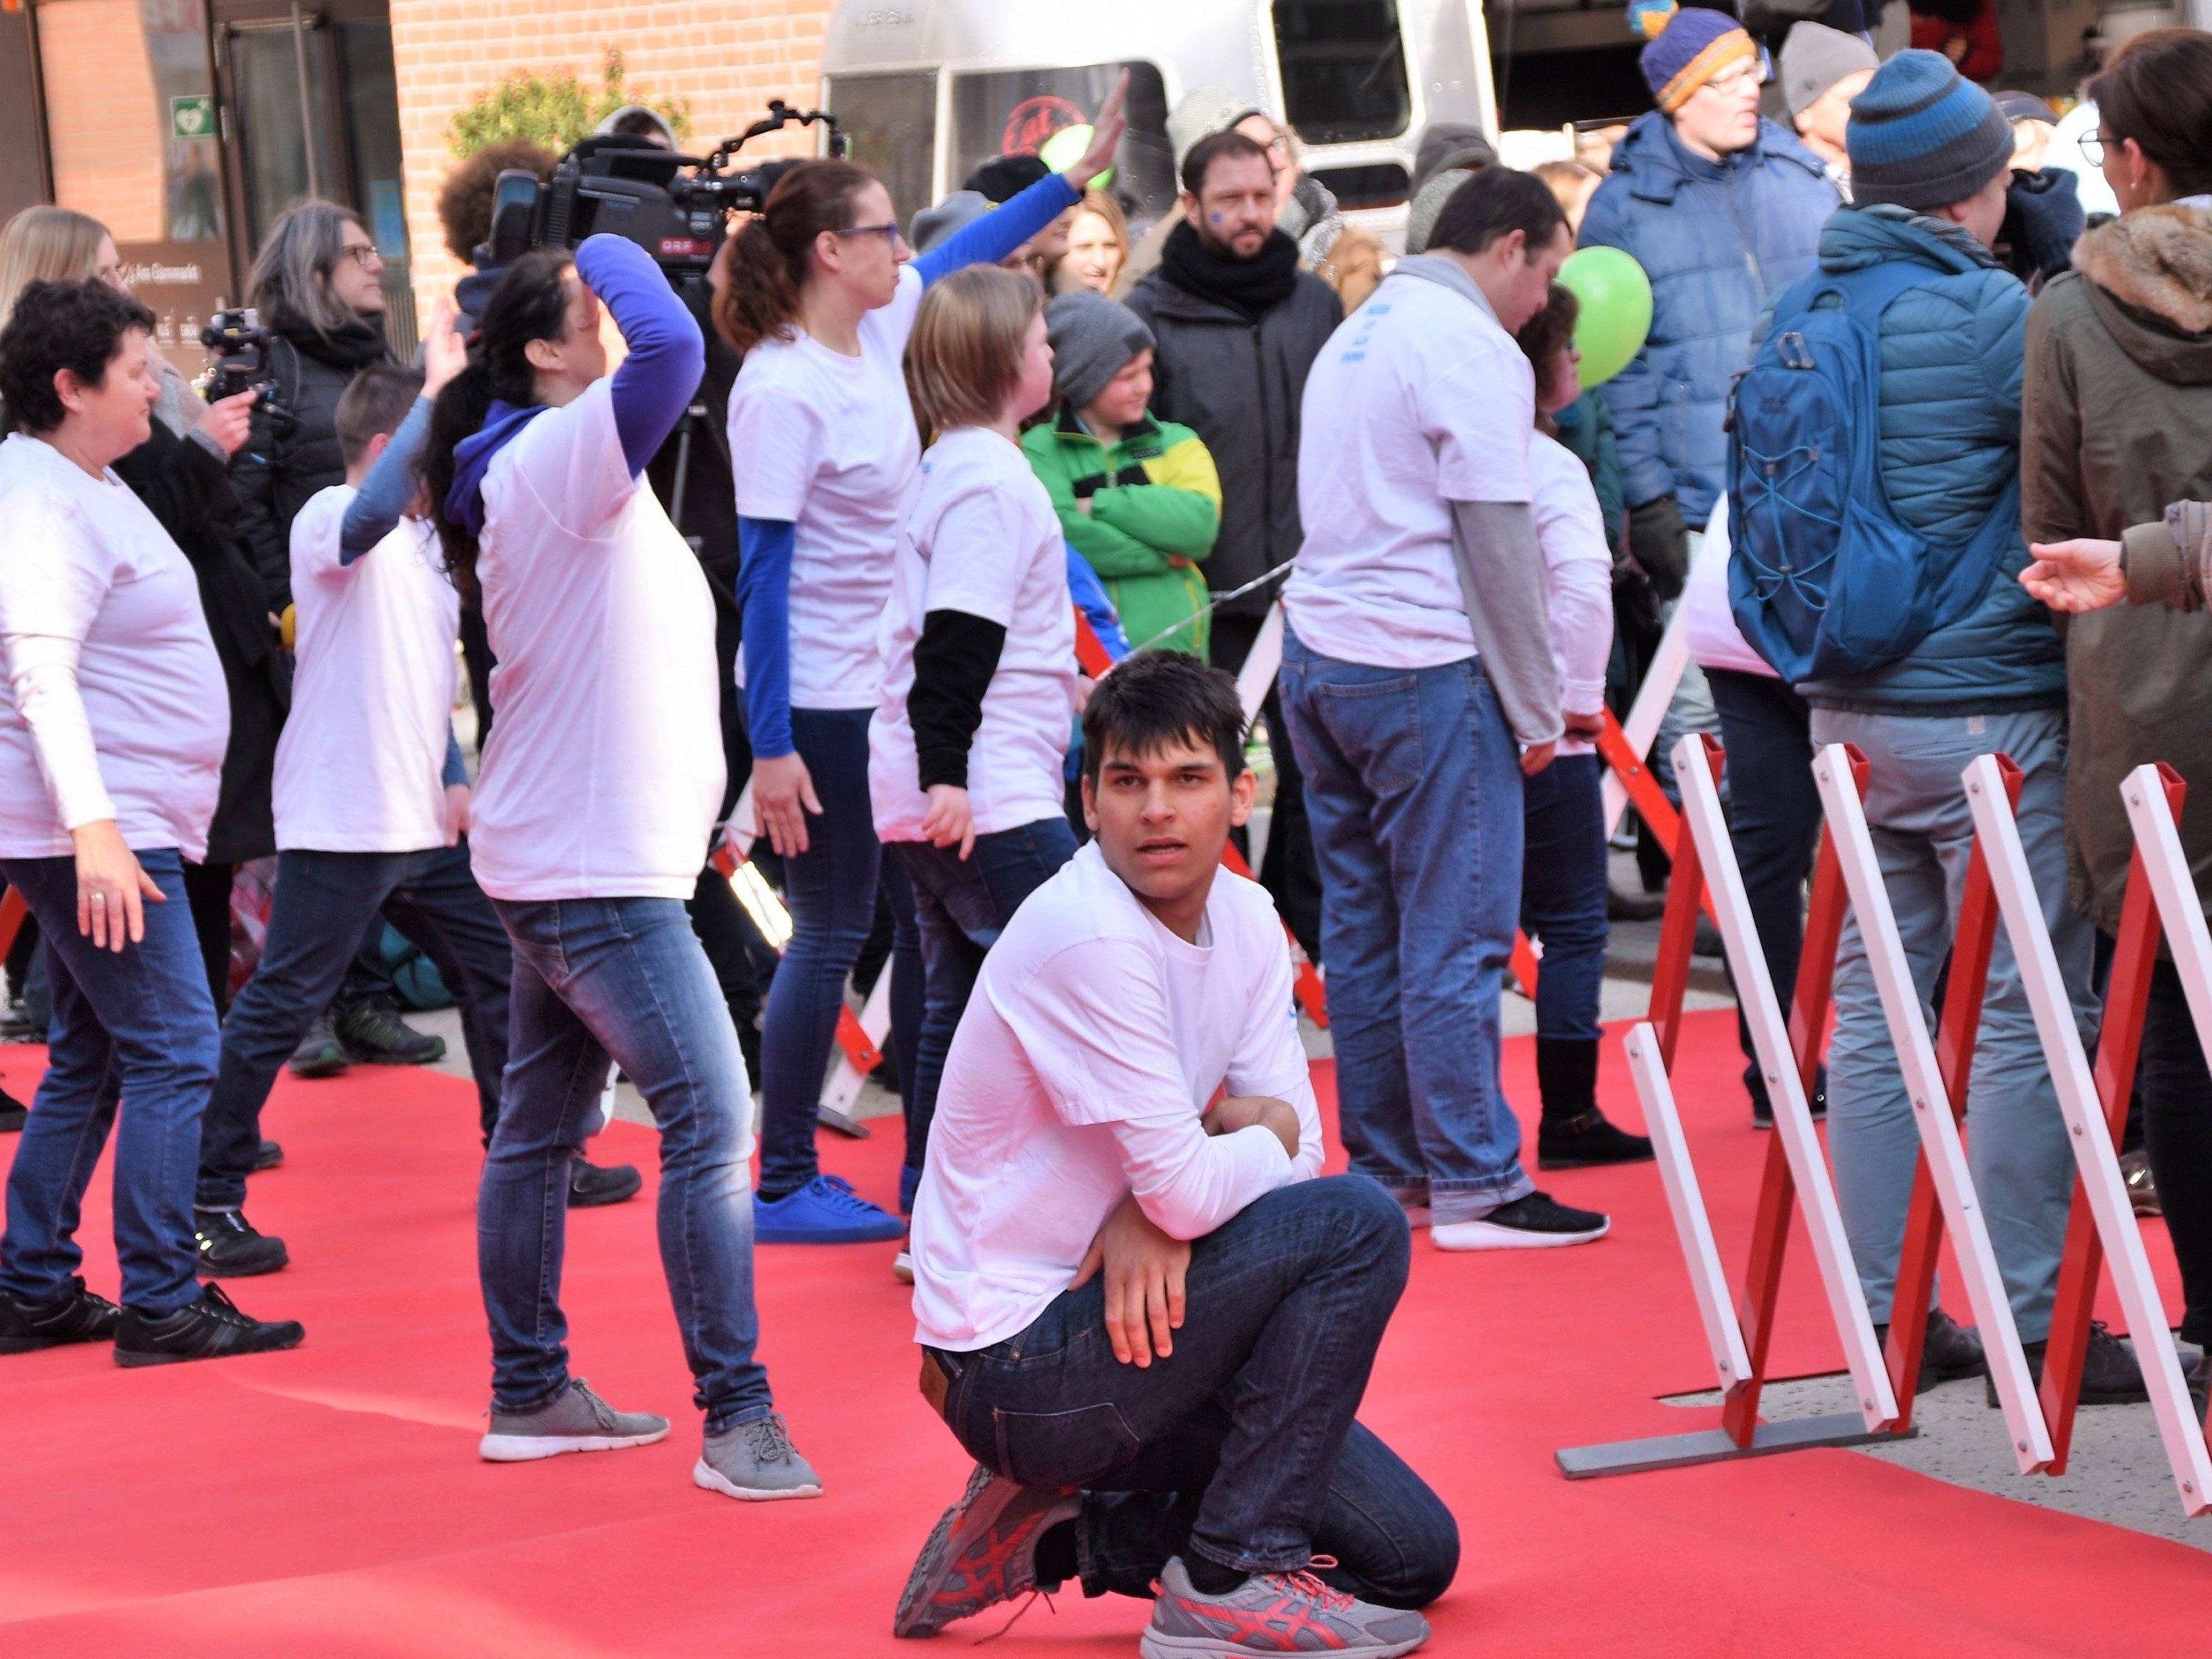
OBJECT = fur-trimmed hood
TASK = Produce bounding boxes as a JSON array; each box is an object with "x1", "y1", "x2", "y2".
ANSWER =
[{"x1": 2072, "y1": 203, "x2": 2212, "y2": 383}]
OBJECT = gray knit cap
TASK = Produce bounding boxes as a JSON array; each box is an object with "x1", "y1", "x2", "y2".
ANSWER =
[
  {"x1": 1779, "y1": 22, "x2": 1878, "y2": 119},
  {"x1": 908, "y1": 191, "x2": 994, "y2": 256},
  {"x1": 1406, "y1": 167, "x2": 1478, "y2": 256},
  {"x1": 1045, "y1": 289, "x2": 1155, "y2": 410}
]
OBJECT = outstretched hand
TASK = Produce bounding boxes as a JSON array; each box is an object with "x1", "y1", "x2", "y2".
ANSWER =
[
  {"x1": 421, "y1": 296, "x2": 468, "y2": 397},
  {"x1": 1071, "y1": 1190, "x2": 1189, "y2": 1367},
  {"x1": 2020, "y1": 538, "x2": 2126, "y2": 613},
  {"x1": 1064, "y1": 73, "x2": 1130, "y2": 192}
]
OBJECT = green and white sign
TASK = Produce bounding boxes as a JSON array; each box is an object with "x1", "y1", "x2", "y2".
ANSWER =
[{"x1": 171, "y1": 94, "x2": 216, "y2": 140}]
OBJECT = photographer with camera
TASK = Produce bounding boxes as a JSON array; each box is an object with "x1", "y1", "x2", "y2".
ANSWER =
[
  {"x1": 719, "y1": 76, "x2": 1127, "y2": 1248},
  {"x1": 0, "y1": 208, "x2": 286, "y2": 1039}
]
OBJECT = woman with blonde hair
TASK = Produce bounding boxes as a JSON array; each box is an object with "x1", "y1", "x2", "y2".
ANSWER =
[{"x1": 1058, "y1": 190, "x2": 1129, "y2": 294}]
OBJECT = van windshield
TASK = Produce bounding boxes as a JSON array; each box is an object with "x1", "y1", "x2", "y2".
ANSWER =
[
  {"x1": 1273, "y1": 0, "x2": 1411, "y2": 144},
  {"x1": 950, "y1": 62, "x2": 1174, "y2": 230}
]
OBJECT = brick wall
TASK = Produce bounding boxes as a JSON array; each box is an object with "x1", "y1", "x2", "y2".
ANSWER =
[
  {"x1": 388, "y1": 0, "x2": 835, "y2": 310},
  {"x1": 38, "y1": 0, "x2": 164, "y2": 241}
]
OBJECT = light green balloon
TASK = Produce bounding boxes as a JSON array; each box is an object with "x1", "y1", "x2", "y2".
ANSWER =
[
  {"x1": 1557, "y1": 246, "x2": 1653, "y2": 392},
  {"x1": 1040, "y1": 122, "x2": 1111, "y2": 191}
]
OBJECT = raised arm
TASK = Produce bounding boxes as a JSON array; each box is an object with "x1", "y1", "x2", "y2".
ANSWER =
[
  {"x1": 575, "y1": 234, "x2": 706, "y2": 475},
  {"x1": 341, "y1": 397, "x2": 431, "y2": 563}
]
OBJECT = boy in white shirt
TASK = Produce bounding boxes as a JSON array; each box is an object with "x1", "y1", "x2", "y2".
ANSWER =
[
  {"x1": 894, "y1": 652, "x2": 1455, "y2": 1658},
  {"x1": 191, "y1": 330, "x2": 547, "y2": 1274}
]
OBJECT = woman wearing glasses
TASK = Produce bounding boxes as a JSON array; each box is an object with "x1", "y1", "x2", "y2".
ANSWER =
[{"x1": 718, "y1": 78, "x2": 1125, "y2": 1246}]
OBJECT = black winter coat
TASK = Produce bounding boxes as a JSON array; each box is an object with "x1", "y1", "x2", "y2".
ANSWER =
[
  {"x1": 1123, "y1": 264, "x2": 1341, "y2": 618},
  {"x1": 232, "y1": 312, "x2": 393, "y2": 609},
  {"x1": 112, "y1": 419, "x2": 289, "y2": 865}
]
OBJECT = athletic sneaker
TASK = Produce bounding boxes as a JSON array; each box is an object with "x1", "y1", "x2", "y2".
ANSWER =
[
  {"x1": 755, "y1": 1174, "x2": 904, "y2": 1244},
  {"x1": 893, "y1": 1463, "x2": 1081, "y2": 1638},
  {"x1": 334, "y1": 997, "x2": 446, "y2": 1066},
  {"x1": 112, "y1": 1284, "x2": 303, "y2": 1367},
  {"x1": 1985, "y1": 1321, "x2": 2148, "y2": 1408},
  {"x1": 479, "y1": 1378, "x2": 669, "y2": 1462},
  {"x1": 1874, "y1": 1307, "x2": 1985, "y2": 1389},
  {"x1": 287, "y1": 1013, "x2": 351, "y2": 1079},
  {"x1": 0, "y1": 1277, "x2": 120, "y2": 1353},
  {"x1": 1141, "y1": 1555, "x2": 1430, "y2": 1658},
  {"x1": 693, "y1": 1411, "x2": 822, "y2": 1501},
  {"x1": 192, "y1": 1208, "x2": 289, "y2": 1277},
  {"x1": 567, "y1": 1159, "x2": 642, "y2": 1208},
  {"x1": 1431, "y1": 1191, "x2": 1609, "y2": 1251},
  {"x1": 892, "y1": 1249, "x2": 915, "y2": 1285}
]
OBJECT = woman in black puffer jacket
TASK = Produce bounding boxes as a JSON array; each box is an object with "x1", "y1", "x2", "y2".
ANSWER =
[{"x1": 232, "y1": 200, "x2": 397, "y2": 611}]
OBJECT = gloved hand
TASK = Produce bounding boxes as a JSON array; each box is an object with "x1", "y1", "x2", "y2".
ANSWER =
[
  {"x1": 2002, "y1": 167, "x2": 2085, "y2": 289},
  {"x1": 1628, "y1": 495, "x2": 1689, "y2": 603}
]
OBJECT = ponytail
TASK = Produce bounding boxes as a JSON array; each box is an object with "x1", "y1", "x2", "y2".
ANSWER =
[
  {"x1": 424, "y1": 248, "x2": 574, "y2": 599},
  {"x1": 712, "y1": 159, "x2": 876, "y2": 355}
]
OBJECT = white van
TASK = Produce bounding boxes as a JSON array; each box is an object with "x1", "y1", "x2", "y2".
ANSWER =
[{"x1": 818, "y1": 1, "x2": 1501, "y2": 248}]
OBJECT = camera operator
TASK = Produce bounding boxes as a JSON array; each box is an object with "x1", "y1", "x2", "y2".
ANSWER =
[
  {"x1": 231, "y1": 199, "x2": 449, "y2": 1074},
  {"x1": 0, "y1": 209, "x2": 286, "y2": 1042}
]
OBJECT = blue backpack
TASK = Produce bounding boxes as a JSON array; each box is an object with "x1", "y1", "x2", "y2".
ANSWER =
[{"x1": 1726, "y1": 259, "x2": 2020, "y2": 685}]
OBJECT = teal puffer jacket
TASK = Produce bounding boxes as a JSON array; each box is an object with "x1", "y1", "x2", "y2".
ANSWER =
[{"x1": 1795, "y1": 204, "x2": 2067, "y2": 714}]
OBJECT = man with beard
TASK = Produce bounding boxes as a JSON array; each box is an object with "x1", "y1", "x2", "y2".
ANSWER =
[{"x1": 1125, "y1": 129, "x2": 1339, "y2": 967}]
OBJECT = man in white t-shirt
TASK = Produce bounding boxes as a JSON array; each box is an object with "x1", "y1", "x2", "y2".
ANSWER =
[
  {"x1": 1279, "y1": 167, "x2": 1607, "y2": 1254},
  {"x1": 893, "y1": 652, "x2": 1455, "y2": 1657}
]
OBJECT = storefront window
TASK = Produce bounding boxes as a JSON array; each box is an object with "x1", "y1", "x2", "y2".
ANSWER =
[
  {"x1": 950, "y1": 61, "x2": 1174, "y2": 233},
  {"x1": 39, "y1": 0, "x2": 229, "y2": 364}
]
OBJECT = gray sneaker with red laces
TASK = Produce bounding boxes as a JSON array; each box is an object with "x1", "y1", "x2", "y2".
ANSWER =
[
  {"x1": 892, "y1": 1463, "x2": 1079, "y2": 1638},
  {"x1": 1142, "y1": 1555, "x2": 1430, "y2": 1658}
]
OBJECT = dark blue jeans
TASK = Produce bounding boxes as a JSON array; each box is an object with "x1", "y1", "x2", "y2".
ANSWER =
[
  {"x1": 197, "y1": 842, "x2": 514, "y2": 1208},
  {"x1": 887, "y1": 817, "x2": 1076, "y2": 1178},
  {"x1": 1519, "y1": 754, "x2": 1609, "y2": 1043},
  {"x1": 930, "y1": 1177, "x2": 1454, "y2": 1601},
  {"x1": 1279, "y1": 630, "x2": 1532, "y2": 1222},
  {"x1": 480, "y1": 896, "x2": 770, "y2": 1429},
  {"x1": 1, "y1": 850, "x2": 217, "y2": 1314},
  {"x1": 753, "y1": 706, "x2": 878, "y2": 1196}
]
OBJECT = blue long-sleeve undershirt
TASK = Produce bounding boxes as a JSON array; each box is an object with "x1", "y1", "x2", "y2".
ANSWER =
[
  {"x1": 736, "y1": 516, "x2": 797, "y2": 760},
  {"x1": 576, "y1": 233, "x2": 706, "y2": 475},
  {"x1": 341, "y1": 397, "x2": 433, "y2": 564},
  {"x1": 443, "y1": 727, "x2": 467, "y2": 788},
  {"x1": 913, "y1": 174, "x2": 1080, "y2": 289}
]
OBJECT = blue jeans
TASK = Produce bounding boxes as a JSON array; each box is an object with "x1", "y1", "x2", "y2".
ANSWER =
[
  {"x1": 480, "y1": 896, "x2": 770, "y2": 1428},
  {"x1": 930, "y1": 1177, "x2": 1454, "y2": 1601},
  {"x1": 1810, "y1": 706, "x2": 2087, "y2": 1341},
  {"x1": 1519, "y1": 753, "x2": 1608, "y2": 1042},
  {"x1": 887, "y1": 817, "x2": 1076, "y2": 1177},
  {"x1": 1, "y1": 849, "x2": 217, "y2": 1314},
  {"x1": 1278, "y1": 630, "x2": 1532, "y2": 1220},
  {"x1": 752, "y1": 706, "x2": 878, "y2": 1196},
  {"x1": 197, "y1": 842, "x2": 514, "y2": 1208}
]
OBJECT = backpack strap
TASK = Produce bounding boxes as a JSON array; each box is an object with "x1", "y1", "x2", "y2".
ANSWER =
[{"x1": 1830, "y1": 256, "x2": 1943, "y2": 329}]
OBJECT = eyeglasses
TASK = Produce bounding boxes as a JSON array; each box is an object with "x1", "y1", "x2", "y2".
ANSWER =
[
  {"x1": 1700, "y1": 61, "x2": 1769, "y2": 99},
  {"x1": 834, "y1": 222, "x2": 907, "y2": 247},
  {"x1": 2080, "y1": 132, "x2": 2107, "y2": 166},
  {"x1": 339, "y1": 243, "x2": 383, "y2": 270}
]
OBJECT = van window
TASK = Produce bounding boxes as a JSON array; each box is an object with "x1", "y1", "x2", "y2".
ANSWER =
[
  {"x1": 825, "y1": 72, "x2": 938, "y2": 230},
  {"x1": 949, "y1": 61, "x2": 1174, "y2": 230},
  {"x1": 1273, "y1": 0, "x2": 1411, "y2": 144}
]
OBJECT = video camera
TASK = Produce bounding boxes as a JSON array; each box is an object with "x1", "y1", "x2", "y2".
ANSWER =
[
  {"x1": 482, "y1": 100, "x2": 847, "y2": 294},
  {"x1": 200, "y1": 307, "x2": 278, "y2": 403}
]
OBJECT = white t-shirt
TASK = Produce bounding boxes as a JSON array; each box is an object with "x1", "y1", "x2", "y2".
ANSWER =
[
  {"x1": 0, "y1": 433, "x2": 225, "y2": 860},
  {"x1": 469, "y1": 379, "x2": 726, "y2": 901},
  {"x1": 727, "y1": 264, "x2": 926, "y2": 710},
  {"x1": 1284, "y1": 271, "x2": 1534, "y2": 670},
  {"x1": 910, "y1": 841, "x2": 1326, "y2": 1352},
  {"x1": 276, "y1": 486, "x2": 460, "y2": 852},
  {"x1": 870, "y1": 428, "x2": 1076, "y2": 842},
  {"x1": 1683, "y1": 499, "x2": 1776, "y2": 679},
  {"x1": 1529, "y1": 433, "x2": 1616, "y2": 759}
]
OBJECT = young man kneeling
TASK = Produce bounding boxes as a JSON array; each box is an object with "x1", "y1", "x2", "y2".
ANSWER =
[{"x1": 894, "y1": 652, "x2": 1456, "y2": 1655}]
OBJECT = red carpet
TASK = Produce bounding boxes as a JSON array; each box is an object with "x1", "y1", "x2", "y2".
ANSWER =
[{"x1": 0, "y1": 1010, "x2": 2206, "y2": 1656}]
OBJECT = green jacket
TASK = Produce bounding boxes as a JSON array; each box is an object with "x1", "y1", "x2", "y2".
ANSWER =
[{"x1": 1022, "y1": 405, "x2": 1220, "y2": 657}]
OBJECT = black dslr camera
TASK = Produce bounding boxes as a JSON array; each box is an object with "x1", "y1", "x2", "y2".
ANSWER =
[
  {"x1": 482, "y1": 100, "x2": 847, "y2": 295},
  {"x1": 200, "y1": 307, "x2": 277, "y2": 403}
]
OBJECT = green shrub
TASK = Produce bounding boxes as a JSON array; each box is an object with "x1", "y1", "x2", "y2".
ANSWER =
[{"x1": 448, "y1": 48, "x2": 691, "y2": 156}]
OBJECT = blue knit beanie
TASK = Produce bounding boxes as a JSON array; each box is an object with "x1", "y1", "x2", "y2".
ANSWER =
[
  {"x1": 1637, "y1": 6, "x2": 1756, "y2": 114},
  {"x1": 1845, "y1": 49, "x2": 2015, "y2": 210}
]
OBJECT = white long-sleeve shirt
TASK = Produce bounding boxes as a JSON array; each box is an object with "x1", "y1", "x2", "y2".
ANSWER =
[
  {"x1": 1529, "y1": 432, "x2": 1615, "y2": 757},
  {"x1": 0, "y1": 433, "x2": 225, "y2": 860},
  {"x1": 909, "y1": 840, "x2": 1324, "y2": 1352}
]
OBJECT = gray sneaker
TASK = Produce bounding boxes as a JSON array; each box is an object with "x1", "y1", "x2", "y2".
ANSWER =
[
  {"x1": 692, "y1": 1411, "x2": 822, "y2": 1501},
  {"x1": 1143, "y1": 1556, "x2": 1430, "y2": 1658},
  {"x1": 478, "y1": 1378, "x2": 670, "y2": 1462}
]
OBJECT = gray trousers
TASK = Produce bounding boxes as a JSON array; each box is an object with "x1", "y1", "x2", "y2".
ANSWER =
[{"x1": 1810, "y1": 706, "x2": 2088, "y2": 1342}]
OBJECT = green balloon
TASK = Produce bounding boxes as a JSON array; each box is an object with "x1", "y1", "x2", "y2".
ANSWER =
[
  {"x1": 1040, "y1": 122, "x2": 1111, "y2": 191},
  {"x1": 1557, "y1": 246, "x2": 1653, "y2": 392}
]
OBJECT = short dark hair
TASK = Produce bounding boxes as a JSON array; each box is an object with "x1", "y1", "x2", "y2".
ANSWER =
[
  {"x1": 1082, "y1": 650, "x2": 1248, "y2": 787},
  {"x1": 2090, "y1": 28, "x2": 2212, "y2": 200},
  {"x1": 0, "y1": 278, "x2": 156, "y2": 436},
  {"x1": 1182, "y1": 129, "x2": 1274, "y2": 197},
  {"x1": 1427, "y1": 167, "x2": 1568, "y2": 261},
  {"x1": 437, "y1": 138, "x2": 558, "y2": 266},
  {"x1": 336, "y1": 363, "x2": 426, "y2": 468}
]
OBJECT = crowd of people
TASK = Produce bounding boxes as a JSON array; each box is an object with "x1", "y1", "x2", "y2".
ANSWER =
[{"x1": 0, "y1": 9, "x2": 2207, "y2": 1653}]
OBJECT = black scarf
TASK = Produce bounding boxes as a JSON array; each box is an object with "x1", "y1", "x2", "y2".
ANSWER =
[
  {"x1": 1159, "y1": 220, "x2": 1302, "y2": 320},
  {"x1": 271, "y1": 307, "x2": 391, "y2": 370}
]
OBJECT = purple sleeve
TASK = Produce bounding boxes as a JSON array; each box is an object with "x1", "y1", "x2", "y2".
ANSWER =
[{"x1": 575, "y1": 234, "x2": 705, "y2": 475}]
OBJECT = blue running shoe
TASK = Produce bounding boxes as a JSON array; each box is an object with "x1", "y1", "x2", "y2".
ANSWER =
[{"x1": 755, "y1": 1174, "x2": 905, "y2": 1244}]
